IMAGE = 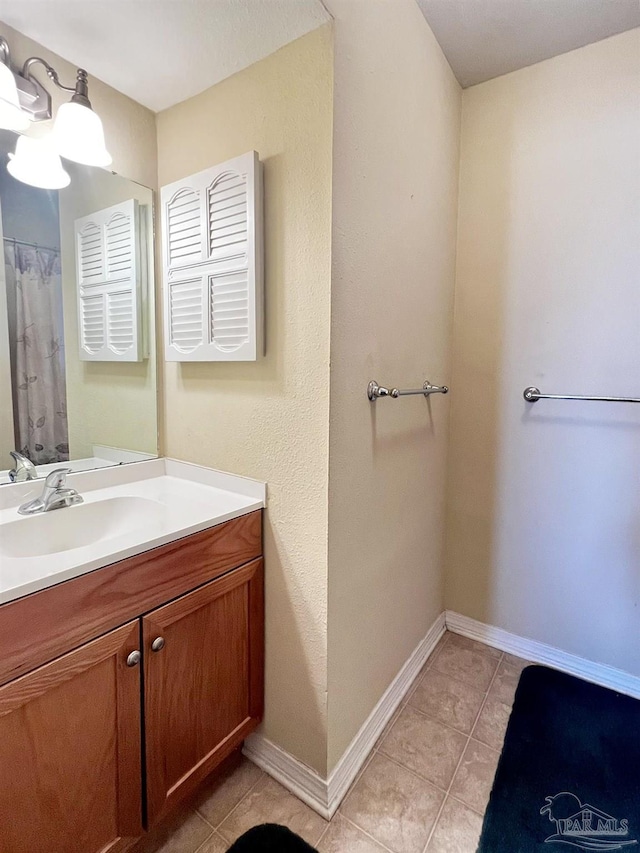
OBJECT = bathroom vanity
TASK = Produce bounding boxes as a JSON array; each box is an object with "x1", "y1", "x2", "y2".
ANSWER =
[{"x1": 0, "y1": 460, "x2": 265, "y2": 853}]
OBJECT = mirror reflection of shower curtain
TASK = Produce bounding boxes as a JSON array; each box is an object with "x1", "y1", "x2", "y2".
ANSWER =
[{"x1": 4, "y1": 243, "x2": 69, "y2": 464}]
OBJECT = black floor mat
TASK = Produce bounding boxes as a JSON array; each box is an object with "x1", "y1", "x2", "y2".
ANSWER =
[{"x1": 477, "y1": 665, "x2": 640, "y2": 852}]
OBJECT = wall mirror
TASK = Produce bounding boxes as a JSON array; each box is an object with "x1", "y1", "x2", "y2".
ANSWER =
[{"x1": 0, "y1": 128, "x2": 157, "y2": 484}]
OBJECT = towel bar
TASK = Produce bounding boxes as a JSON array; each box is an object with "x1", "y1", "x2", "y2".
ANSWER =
[
  {"x1": 523, "y1": 387, "x2": 640, "y2": 404},
  {"x1": 367, "y1": 380, "x2": 449, "y2": 401}
]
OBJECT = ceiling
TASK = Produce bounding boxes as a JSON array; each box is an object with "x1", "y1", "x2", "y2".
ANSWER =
[
  {"x1": 1, "y1": 0, "x2": 637, "y2": 105},
  {"x1": 416, "y1": 0, "x2": 640, "y2": 88},
  {"x1": 0, "y1": 0, "x2": 331, "y2": 112}
]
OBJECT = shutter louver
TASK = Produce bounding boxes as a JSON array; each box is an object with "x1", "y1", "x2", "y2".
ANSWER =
[
  {"x1": 210, "y1": 270, "x2": 250, "y2": 353},
  {"x1": 167, "y1": 188, "x2": 202, "y2": 267},
  {"x1": 78, "y1": 222, "x2": 103, "y2": 285},
  {"x1": 74, "y1": 199, "x2": 144, "y2": 362},
  {"x1": 208, "y1": 171, "x2": 248, "y2": 256},
  {"x1": 106, "y1": 212, "x2": 134, "y2": 278},
  {"x1": 107, "y1": 290, "x2": 135, "y2": 354},
  {"x1": 169, "y1": 279, "x2": 204, "y2": 354},
  {"x1": 80, "y1": 295, "x2": 105, "y2": 354},
  {"x1": 162, "y1": 151, "x2": 263, "y2": 362}
]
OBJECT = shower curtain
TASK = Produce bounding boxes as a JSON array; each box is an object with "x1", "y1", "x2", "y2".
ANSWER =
[{"x1": 4, "y1": 243, "x2": 69, "y2": 464}]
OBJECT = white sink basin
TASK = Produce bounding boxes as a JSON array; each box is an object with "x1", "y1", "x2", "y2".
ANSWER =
[
  {"x1": 0, "y1": 496, "x2": 166, "y2": 558},
  {"x1": 0, "y1": 458, "x2": 265, "y2": 604}
]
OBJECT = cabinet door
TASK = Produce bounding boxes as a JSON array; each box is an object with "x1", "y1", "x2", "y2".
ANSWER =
[
  {"x1": 0, "y1": 621, "x2": 142, "y2": 853},
  {"x1": 144, "y1": 558, "x2": 264, "y2": 825}
]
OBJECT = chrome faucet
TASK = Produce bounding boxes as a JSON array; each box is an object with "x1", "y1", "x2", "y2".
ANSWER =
[
  {"x1": 8, "y1": 451, "x2": 37, "y2": 482},
  {"x1": 18, "y1": 468, "x2": 83, "y2": 516}
]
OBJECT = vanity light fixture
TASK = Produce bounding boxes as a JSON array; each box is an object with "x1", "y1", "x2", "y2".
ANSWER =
[
  {"x1": 53, "y1": 99, "x2": 112, "y2": 168},
  {"x1": 47, "y1": 67, "x2": 112, "y2": 168},
  {"x1": 0, "y1": 40, "x2": 30, "y2": 131},
  {"x1": 0, "y1": 35, "x2": 112, "y2": 188},
  {"x1": 8, "y1": 134, "x2": 70, "y2": 189}
]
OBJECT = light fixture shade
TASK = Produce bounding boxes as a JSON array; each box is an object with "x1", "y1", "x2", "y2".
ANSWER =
[
  {"x1": 52, "y1": 101, "x2": 112, "y2": 167},
  {"x1": 0, "y1": 61, "x2": 30, "y2": 132},
  {"x1": 7, "y1": 134, "x2": 70, "y2": 189}
]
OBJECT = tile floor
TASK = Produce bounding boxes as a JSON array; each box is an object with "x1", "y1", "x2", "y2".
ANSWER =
[{"x1": 135, "y1": 632, "x2": 531, "y2": 853}]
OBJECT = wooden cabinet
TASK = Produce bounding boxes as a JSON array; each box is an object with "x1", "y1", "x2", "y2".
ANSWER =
[
  {"x1": 0, "y1": 622, "x2": 142, "y2": 853},
  {"x1": 145, "y1": 558, "x2": 263, "y2": 824},
  {"x1": 0, "y1": 512, "x2": 263, "y2": 853}
]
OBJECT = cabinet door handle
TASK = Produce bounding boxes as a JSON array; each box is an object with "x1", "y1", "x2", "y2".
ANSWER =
[
  {"x1": 126, "y1": 650, "x2": 142, "y2": 667},
  {"x1": 151, "y1": 637, "x2": 165, "y2": 652}
]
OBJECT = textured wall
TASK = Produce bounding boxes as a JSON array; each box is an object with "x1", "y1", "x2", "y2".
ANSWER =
[
  {"x1": 326, "y1": 0, "x2": 461, "y2": 770},
  {"x1": 446, "y1": 30, "x2": 640, "y2": 674},
  {"x1": 156, "y1": 27, "x2": 334, "y2": 774}
]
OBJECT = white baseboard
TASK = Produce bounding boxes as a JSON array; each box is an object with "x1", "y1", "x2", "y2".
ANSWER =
[
  {"x1": 445, "y1": 610, "x2": 640, "y2": 700},
  {"x1": 245, "y1": 610, "x2": 640, "y2": 820},
  {"x1": 243, "y1": 611, "x2": 446, "y2": 819},
  {"x1": 324, "y1": 611, "x2": 446, "y2": 816},
  {"x1": 242, "y1": 736, "x2": 331, "y2": 819}
]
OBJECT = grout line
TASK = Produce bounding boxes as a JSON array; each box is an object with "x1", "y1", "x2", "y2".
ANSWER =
[
  {"x1": 371, "y1": 749, "x2": 451, "y2": 798},
  {"x1": 429, "y1": 656, "x2": 503, "y2": 695},
  {"x1": 395, "y1": 645, "x2": 438, "y2": 714},
  {"x1": 427, "y1": 665, "x2": 498, "y2": 696},
  {"x1": 193, "y1": 829, "x2": 226, "y2": 853},
  {"x1": 195, "y1": 806, "x2": 216, "y2": 831},
  {"x1": 196, "y1": 766, "x2": 266, "y2": 838},
  {"x1": 364, "y1": 734, "x2": 490, "y2": 848},
  {"x1": 446, "y1": 633, "x2": 503, "y2": 657},
  {"x1": 420, "y1": 651, "x2": 505, "y2": 853},
  {"x1": 374, "y1": 639, "x2": 451, "y2": 754},
  {"x1": 315, "y1": 820, "x2": 332, "y2": 847},
  {"x1": 376, "y1": 706, "x2": 402, "y2": 746},
  {"x1": 403, "y1": 693, "x2": 484, "y2": 739},
  {"x1": 339, "y1": 813, "x2": 397, "y2": 852},
  {"x1": 337, "y1": 749, "x2": 377, "y2": 814},
  {"x1": 467, "y1": 734, "x2": 501, "y2": 755},
  {"x1": 448, "y1": 792, "x2": 488, "y2": 818},
  {"x1": 214, "y1": 773, "x2": 266, "y2": 834},
  {"x1": 380, "y1": 642, "x2": 504, "y2": 746}
]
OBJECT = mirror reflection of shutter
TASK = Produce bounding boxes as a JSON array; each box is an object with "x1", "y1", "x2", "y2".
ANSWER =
[
  {"x1": 74, "y1": 199, "x2": 143, "y2": 362},
  {"x1": 161, "y1": 151, "x2": 264, "y2": 362}
]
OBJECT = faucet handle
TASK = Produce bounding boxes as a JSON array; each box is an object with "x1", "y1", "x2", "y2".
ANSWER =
[
  {"x1": 44, "y1": 468, "x2": 72, "y2": 489},
  {"x1": 9, "y1": 451, "x2": 37, "y2": 482}
]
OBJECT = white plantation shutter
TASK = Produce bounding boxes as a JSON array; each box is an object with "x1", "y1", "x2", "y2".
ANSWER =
[
  {"x1": 161, "y1": 151, "x2": 264, "y2": 362},
  {"x1": 74, "y1": 199, "x2": 143, "y2": 362}
]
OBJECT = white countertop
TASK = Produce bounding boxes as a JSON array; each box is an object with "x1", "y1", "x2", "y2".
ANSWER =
[{"x1": 0, "y1": 458, "x2": 265, "y2": 605}]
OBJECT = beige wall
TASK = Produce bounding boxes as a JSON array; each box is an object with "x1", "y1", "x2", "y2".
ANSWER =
[
  {"x1": 326, "y1": 0, "x2": 461, "y2": 769},
  {"x1": 156, "y1": 27, "x2": 334, "y2": 774},
  {"x1": 156, "y1": 6, "x2": 460, "y2": 775},
  {"x1": 58, "y1": 166, "x2": 157, "y2": 459},
  {"x1": 446, "y1": 30, "x2": 640, "y2": 673}
]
